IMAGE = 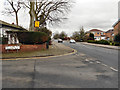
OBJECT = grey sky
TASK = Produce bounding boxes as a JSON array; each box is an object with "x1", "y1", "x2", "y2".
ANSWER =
[{"x1": 0, "y1": 0, "x2": 119, "y2": 36}]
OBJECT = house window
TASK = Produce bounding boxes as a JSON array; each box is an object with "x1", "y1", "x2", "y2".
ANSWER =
[
  {"x1": 97, "y1": 32, "x2": 99, "y2": 34},
  {"x1": 101, "y1": 32, "x2": 103, "y2": 35}
]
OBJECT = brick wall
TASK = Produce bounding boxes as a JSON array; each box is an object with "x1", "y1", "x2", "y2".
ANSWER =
[
  {"x1": 114, "y1": 22, "x2": 120, "y2": 35},
  {"x1": 0, "y1": 44, "x2": 46, "y2": 53}
]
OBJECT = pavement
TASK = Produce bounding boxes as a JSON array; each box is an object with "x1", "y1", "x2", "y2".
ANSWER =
[{"x1": 81, "y1": 42, "x2": 120, "y2": 50}]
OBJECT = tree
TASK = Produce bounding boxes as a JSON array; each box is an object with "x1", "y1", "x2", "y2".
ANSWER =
[
  {"x1": 38, "y1": 27, "x2": 52, "y2": 37},
  {"x1": 53, "y1": 33, "x2": 60, "y2": 39},
  {"x1": 114, "y1": 33, "x2": 120, "y2": 42},
  {"x1": 71, "y1": 27, "x2": 86, "y2": 42},
  {"x1": 89, "y1": 33, "x2": 94, "y2": 40},
  {"x1": 71, "y1": 31, "x2": 79, "y2": 41},
  {"x1": 23, "y1": 0, "x2": 73, "y2": 31},
  {"x1": 3, "y1": 0, "x2": 23, "y2": 26},
  {"x1": 59, "y1": 31, "x2": 67, "y2": 40},
  {"x1": 79, "y1": 26, "x2": 85, "y2": 41}
]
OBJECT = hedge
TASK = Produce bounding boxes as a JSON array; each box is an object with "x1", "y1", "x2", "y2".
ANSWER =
[
  {"x1": 87, "y1": 40, "x2": 110, "y2": 45},
  {"x1": 0, "y1": 37, "x2": 8, "y2": 44},
  {"x1": 6, "y1": 31, "x2": 48, "y2": 44}
]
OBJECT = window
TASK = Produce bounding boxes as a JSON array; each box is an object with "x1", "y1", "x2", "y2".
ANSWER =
[
  {"x1": 101, "y1": 32, "x2": 103, "y2": 35},
  {"x1": 97, "y1": 32, "x2": 99, "y2": 34}
]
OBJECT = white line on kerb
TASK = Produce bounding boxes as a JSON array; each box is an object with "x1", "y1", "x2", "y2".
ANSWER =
[{"x1": 110, "y1": 67, "x2": 118, "y2": 72}]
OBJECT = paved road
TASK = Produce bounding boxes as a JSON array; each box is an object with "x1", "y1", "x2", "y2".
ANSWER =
[
  {"x1": 2, "y1": 42, "x2": 118, "y2": 88},
  {"x1": 63, "y1": 41, "x2": 118, "y2": 70}
]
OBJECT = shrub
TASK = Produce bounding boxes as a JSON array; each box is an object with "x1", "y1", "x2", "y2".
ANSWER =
[
  {"x1": 0, "y1": 37, "x2": 8, "y2": 44},
  {"x1": 114, "y1": 42, "x2": 120, "y2": 46},
  {"x1": 88, "y1": 33, "x2": 94, "y2": 40},
  {"x1": 6, "y1": 31, "x2": 48, "y2": 44},
  {"x1": 87, "y1": 40, "x2": 97, "y2": 43},
  {"x1": 114, "y1": 33, "x2": 120, "y2": 43},
  {"x1": 96, "y1": 40, "x2": 110, "y2": 45}
]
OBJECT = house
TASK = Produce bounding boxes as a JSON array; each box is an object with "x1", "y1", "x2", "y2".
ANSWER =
[
  {"x1": 0, "y1": 20, "x2": 27, "y2": 44},
  {"x1": 87, "y1": 29, "x2": 106, "y2": 40},
  {"x1": 105, "y1": 29, "x2": 114, "y2": 40},
  {"x1": 113, "y1": 19, "x2": 120, "y2": 36}
]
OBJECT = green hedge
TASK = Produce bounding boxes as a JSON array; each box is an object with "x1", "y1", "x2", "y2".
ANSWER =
[
  {"x1": 97, "y1": 40, "x2": 109, "y2": 45},
  {"x1": 0, "y1": 37, "x2": 8, "y2": 44},
  {"x1": 87, "y1": 40, "x2": 110, "y2": 45},
  {"x1": 7, "y1": 31, "x2": 48, "y2": 44}
]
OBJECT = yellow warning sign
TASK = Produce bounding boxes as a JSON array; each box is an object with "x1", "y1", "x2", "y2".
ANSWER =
[{"x1": 35, "y1": 21, "x2": 40, "y2": 27}]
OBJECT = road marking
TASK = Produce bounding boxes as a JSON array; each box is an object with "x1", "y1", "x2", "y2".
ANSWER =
[
  {"x1": 85, "y1": 59, "x2": 89, "y2": 62},
  {"x1": 101, "y1": 64, "x2": 108, "y2": 67},
  {"x1": 96, "y1": 61, "x2": 101, "y2": 64},
  {"x1": 89, "y1": 62, "x2": 93, "y2": 64},
  {"x1": 110, "y1": 67, "x2": 118, "y2": 72}
]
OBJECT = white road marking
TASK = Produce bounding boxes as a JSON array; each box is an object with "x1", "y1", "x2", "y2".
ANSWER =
[
  {"x1": 101, "y1": 64, "x2": 108, "y2": 67},
  {"x1": 96, "y1": 61, "x2": 101, "y2": 64},
  {"x1": 89, "y1": 62, "x2": 93, "y2": 64},
  {"x1": 85, "y1": 59, "x2": 89, "y2": 61},
  {"x1": 110, "y1": 67, "x2": 118, "y2": 72}
]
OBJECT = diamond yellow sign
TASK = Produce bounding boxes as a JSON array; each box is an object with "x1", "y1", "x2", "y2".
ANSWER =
[{"x1": 35, "y1": 21, "x2": 40, "y2": 27}]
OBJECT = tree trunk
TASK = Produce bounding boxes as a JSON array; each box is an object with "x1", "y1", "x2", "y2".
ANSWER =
[
  {"x1": 29, "y1": 2, "x2": 36, "y2": 31},
  {"x1": 15, "y1": 12, "x2": 18, "y2": 26}
]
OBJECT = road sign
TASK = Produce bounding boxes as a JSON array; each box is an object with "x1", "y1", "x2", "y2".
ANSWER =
[{"x1": 34, "y1": 21, "x2": 40, "y2": 27}]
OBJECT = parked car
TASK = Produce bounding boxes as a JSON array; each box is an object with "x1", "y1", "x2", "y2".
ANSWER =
[
  {"x1": 70, "y1": 39, "x2": 76, "y2": 43},
  {"x1": 58, "y1": 39, "x2": 63, "y2": 43}
]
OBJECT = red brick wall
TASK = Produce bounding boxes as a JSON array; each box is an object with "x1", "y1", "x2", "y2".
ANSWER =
[
  {"x1": 0, "y1": 44, "x2": 46, "y2": 53},
  {"x1": 114, "y1": 22, "x2": 120, "y2": 35}
]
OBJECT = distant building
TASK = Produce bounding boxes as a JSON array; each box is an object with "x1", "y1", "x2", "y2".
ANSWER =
[
  {"x1": 0, "y1": 20, "x2": 27, "y2": 44},
  {"x1": 105, "y1": 29, "x2": 114, "y2": 40},
  {"x1": 113, "y1": 19, "x2": 120, "y2": 36},
  {"x1": 87, "y1": 29, "x2": 106, "y2": 40}
]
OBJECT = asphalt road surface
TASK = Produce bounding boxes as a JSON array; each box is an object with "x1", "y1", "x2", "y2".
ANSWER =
[
  {"x1": 2, "y1": 42, "x2": 118, "y2": 88},
  {"x1": 63, "y1": 41, "x2": 118, "y2": 70}
]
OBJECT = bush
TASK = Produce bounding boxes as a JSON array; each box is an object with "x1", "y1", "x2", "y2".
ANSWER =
[
  {"x1": 7, "y1": 31, "x2": 48, "y2": 44},
  {"x1": 96, "y1": 40, "x2": 110, "y2": 45},
  {"x1": 114, "y1": 33, "x2": 120, "y2": 43},
  {"x1": 114, "y1": 42, "x2": 120, "y2": 46},
  {"x1": 0, "y1": 37, "x2": 8, "y2": 44},
  {"x1": 88, "y1": 40, "x2": 110, "y2": 45},
  {"x1": 87, "y1": 40, "x2": 96, "y2": 43}
]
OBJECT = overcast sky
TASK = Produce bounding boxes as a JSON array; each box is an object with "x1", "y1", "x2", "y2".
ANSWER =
[{"x1": 0, "y1": 0, "x2": 119, "y2": 36}]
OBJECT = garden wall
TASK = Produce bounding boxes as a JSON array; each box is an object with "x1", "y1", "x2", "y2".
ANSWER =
[{"x1": 0, "y1": 44, "x2": 46, "y2": 53}]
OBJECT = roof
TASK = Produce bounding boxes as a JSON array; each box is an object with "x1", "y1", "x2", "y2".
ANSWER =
[
  {"x1": 112, "y1": 19, "x2": 120, "y2": 27},
  {"x1": 105, "y1": 29, "x2": 114, "y2": 33},
  {"x1": 89, "y1": 29, "x2": 104, "y2": 32},
  {"x1": 0, "y1": 20, "x2": 27, "y2": 31}
]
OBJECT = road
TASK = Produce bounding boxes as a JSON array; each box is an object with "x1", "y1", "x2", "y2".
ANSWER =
[
  {"x1": 2, "y1": 42, "x2": 118, "y2": 88},
  {"x1": 63, "y1": 41, "x2": 118, "y2": 70}
]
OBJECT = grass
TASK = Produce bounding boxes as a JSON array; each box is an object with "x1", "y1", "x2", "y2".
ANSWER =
[{"x1": 1, "y1": 42, "x2": 73, "y2": 59}]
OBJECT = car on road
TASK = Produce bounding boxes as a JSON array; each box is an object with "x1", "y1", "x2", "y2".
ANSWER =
[
  {"x1": 70, "y1": 39, "x2": 76, "y2": 43},
  {"x1": 58, "y1": 39, "x2": 63, "y2": 43}
]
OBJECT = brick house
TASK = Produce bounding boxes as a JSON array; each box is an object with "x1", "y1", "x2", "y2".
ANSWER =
[
  {"x1": 86, "y1": 29, "x2": 106, "y2": 40},
  {"x1": 113, "y1": 19, "x2": 120, "y2": 36},
  {"x1": 105, "y1": 29, "x2": 114, "y2": 40}
]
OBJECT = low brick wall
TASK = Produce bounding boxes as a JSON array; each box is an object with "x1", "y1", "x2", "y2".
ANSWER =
[{"x1": 0, "y1": 44, "x2": 46, "y2": 53}]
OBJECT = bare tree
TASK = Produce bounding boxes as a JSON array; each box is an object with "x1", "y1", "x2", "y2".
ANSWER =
[
  {"x1": 23, "y1": 0, "x2": 73, "y2": 31},
  {"x1": 2, "y1": 0, "x2": 23, "y2": 26}
]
